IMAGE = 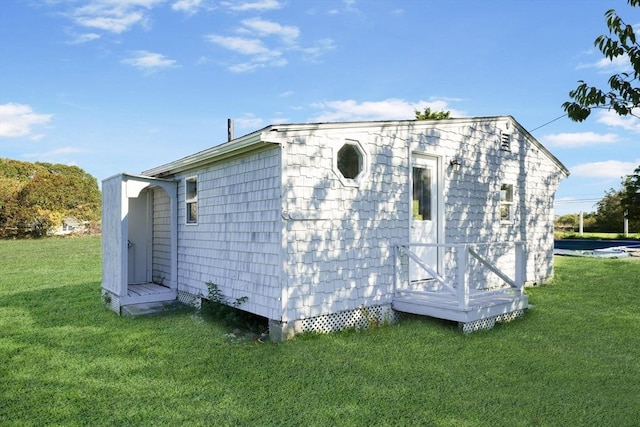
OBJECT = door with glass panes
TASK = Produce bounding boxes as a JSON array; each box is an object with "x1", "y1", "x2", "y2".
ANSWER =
[{"x1": 410, "y1": 155, "x2": 439, "y2": 282}]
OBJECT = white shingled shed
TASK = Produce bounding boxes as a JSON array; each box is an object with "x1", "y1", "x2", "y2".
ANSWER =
[{"x1": 101, "y1": 117, "x2": 569, "y2": 339}]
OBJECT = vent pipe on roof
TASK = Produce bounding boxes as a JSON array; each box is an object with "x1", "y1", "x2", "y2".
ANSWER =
[{"x1": 227, "y1": 118, "x2": 234, "y2": 142}]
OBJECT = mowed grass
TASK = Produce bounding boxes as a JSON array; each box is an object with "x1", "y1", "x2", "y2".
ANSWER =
[{"x1": 1, "y1": 237, "x2": 639, "y2": 426}]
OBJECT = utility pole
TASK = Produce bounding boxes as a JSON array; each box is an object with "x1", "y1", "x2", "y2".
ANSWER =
[
  {"x1": 624, "y1": 209, "x2": 629, "y2": 237},
  {"x1": 579, "y1": 211, "x2": 584, "y2": 236}
]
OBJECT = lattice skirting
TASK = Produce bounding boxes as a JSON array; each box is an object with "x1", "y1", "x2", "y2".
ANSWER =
[
  {"x1": 102, "y1": 290, "x2": 121, "y2": 313},
  {"x1": 459, "y1": 309, "x2": 525, "y2": 334},
  {"x1": 270, "y1": 304, "x2": 399, "y2": 340},
  {"x1": 300, "y1": 304, "x2": 399, "y2": 333},
  {"x1": 177, "y1": 290, "x2": 202, "y2": 308}
]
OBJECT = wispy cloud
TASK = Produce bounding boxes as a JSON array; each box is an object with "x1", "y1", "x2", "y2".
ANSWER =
[
  {"x1": 570, "y1": 160, "x2": 639, "y2": 179},
  {"x1": 541, "y1": 132, "x2": 619, "y2": 148},
  {"x1": 206, "y1": 16, "x2": 332, "y2": 72},
  {"x1": 240, "y1": 17, "x2": 299, "y2": 44},
  {"x1": 204, "y1": 35, "x2": 285, "y2": 72},
  {"x1": 234, "y1": 113, "x2": 264, "y2": 130},
  {"x1": 297, "y1": 38, "x2": 335, "y2": 61},
  {"x1": 66, "y1": 32, "x2": 101, "y2": 45},
  {"x1": 172, "y1": 0, "x2": 203, "y2": 15},
  {"x1": 596, "y1": 109, "x2": 640, "y2": 133},
  {"x1": 222, "y1": 0, "x2": 282, "y2": 12},
  {"x1": 122, "y1": 50, "x2": 179, "y2": 72},
  {"x1": 576, "y1": 54, "x2": 632, "y2": 74},
  {"x1": 0, "y1": 103, "x2": 53, "y2": 138},
  {"x1": 68, "y1": 0, "x2": 163, "y2": 34},
  {"x1": 310, "y1": 98, "x2": 465, "y2": 122}
]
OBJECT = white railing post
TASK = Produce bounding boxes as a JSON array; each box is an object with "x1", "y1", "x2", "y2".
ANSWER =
[
  {"x1": 393, "y1": 245, "x2": 399, "y2": 296},
  {"x1": 515, "y1": 242, "x2": 525, "y2": 295},
  {"x1": 457, "y1": 245, "x2": 469, "y2": 309}
]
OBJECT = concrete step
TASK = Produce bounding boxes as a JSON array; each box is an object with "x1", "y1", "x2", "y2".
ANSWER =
[{"x1": 121, "y1": 300, "x2": 188, "y2": 317}]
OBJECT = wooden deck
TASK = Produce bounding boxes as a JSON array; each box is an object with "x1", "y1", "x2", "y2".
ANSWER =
[
  {"x1": 393, "y1": 288, "x2": 528, "y2": 324},
  {"x1": 393, "y1": 243, "x2": 528, "y2": 332},
  {"x1": 120, "y1": 283, "x2": 177, "y2": 306}
]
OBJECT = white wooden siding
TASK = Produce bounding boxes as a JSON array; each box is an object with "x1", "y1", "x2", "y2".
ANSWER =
[
  {"x1": 175, "y1": 147, "x2": 282, "y2": 320},
  {"x1": 152, "y1": 188, "x2": 172, "y2": 285},
  {"x1": 281, "y1": 130, "x2": 410, "y2": 322},
  {"x1": 277, "y1": 118, "x2": 564, "y2": 322},
  {"x1": 101, "y1": 175, "x2": 124, "y2": 295}
]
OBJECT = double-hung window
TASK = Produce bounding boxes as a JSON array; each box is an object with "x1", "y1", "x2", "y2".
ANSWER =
[
  {"x1": 500, "y1": 184, "x2": 514, "y2": 223},
  {"x1": 186, "y1": 176, "x2": 198, "y2": 224}
]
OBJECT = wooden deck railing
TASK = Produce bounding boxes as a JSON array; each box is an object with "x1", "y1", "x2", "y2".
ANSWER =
[{"x1": 394, "y1": 242, "x2": 526, "y2": 310}]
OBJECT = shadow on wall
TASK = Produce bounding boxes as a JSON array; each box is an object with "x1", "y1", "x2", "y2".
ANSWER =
[{"x1": 281, "y1": 119, "x2": 563, "y2": 320}]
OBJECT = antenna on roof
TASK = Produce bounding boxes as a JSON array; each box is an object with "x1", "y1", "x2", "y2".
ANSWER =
[{"x1": 227, "y1": 118, "x2": 234, "y2": 142}]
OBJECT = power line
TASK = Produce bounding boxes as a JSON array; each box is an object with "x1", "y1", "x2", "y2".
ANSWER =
[
  {"x1": 555, "y1": 199, "x2": 601, "y2": 204},
  {"x1": 530, "y1": 114, "x2": 568, "y2": 132}
]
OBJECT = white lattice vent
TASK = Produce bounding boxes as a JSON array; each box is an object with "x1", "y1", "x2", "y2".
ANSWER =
[
  {"x1": 460, "y1": 317, "x2": 496, "y2": 333},
  {"x1": 178, "y1": 290, "x2": 201, "y2": 308},
  {"x1": 460, "y1": 309, "x2": 525, "y2": 333},
  {"x1": 495, "y1": 309, "x2": 524, "y2": 323},
  {"x1": 300, "y1": 305, "x2": 397, "y2": 333}
]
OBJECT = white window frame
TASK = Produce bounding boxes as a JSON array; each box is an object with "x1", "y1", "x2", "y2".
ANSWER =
[
  {"x1": 500, "y1": 183, "x2": 514, "y2": 223},
  {"x1": 185, "y1": 176, "x2": 198, "y2": 225},
  {"x1": 332, "y1": 139, "x2": 369, "y2": 187}
]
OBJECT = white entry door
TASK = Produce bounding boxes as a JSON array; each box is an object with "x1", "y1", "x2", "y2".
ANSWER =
[{"x1": 410, "y1": 155, "x2": 439, "y2": 282}]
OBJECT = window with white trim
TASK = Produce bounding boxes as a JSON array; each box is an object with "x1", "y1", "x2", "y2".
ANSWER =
[
  {"x1": 186, "y1": 176, "x2": 198, "y2": 224},
  {"x1": 333, "y1": 139, "x2": 368, "y2": 187},
  {"x1": 337, "y1": 143, "x2": 363, "y2": 179},
  {"x1": 500, "y1": 184, "x2": 514, "y2": 222}
]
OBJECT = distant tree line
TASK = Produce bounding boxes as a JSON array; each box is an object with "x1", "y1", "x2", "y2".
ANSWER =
[
  {"x1": 0, "y1": 159, "x2": 101, "y2": 238},
  {"x1": 556, "y1": 166, "x2": 640, "y2": 233}
]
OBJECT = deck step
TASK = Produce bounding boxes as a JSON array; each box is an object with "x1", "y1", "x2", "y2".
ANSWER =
[
  {"x1": 393, "y1": 293, "x2": 528, "y2": 324},
  {"x1": 121, "y1": 300, "x2": 188, "y2": 317}
]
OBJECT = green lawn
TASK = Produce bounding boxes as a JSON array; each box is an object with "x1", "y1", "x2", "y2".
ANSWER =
[{"x1": 1, "y1": 237, "x2": 639, "y2": 426}]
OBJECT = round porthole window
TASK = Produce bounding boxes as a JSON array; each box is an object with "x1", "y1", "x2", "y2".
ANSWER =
[{"x1": 337, "y1": 143, "x2": 363, "y2": 179}]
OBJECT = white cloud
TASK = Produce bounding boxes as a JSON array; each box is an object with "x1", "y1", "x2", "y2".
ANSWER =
[
  {"x1": 570, "y1": 160, "x2": 639, "y2": 179},
  {"x1": 577, "y1": 54, "x2": 632, "y2": 73},
  {"x1": 298, "y1": 38, "x2": 335, "y2": 61},
  {"x1": 66, "y1": 32, "x2": 101, "y2": 44},
  {"x1": 0, "y1": 103, "x2": 53, "y2": 138},
  {"x1": 222, "y1": 0, "x2": 282, "y2": 11},
  {"x1": 122, "y1": 51, "x2": 178, "y2": 72},
  {"x1": 69, "y1": 0, "x2": 163, "y2": 33},
  {"x1": 206, "y1": 35, "x2": 273, "y2": 56},
  {"x1": 596, "y1": 109, "x2": 640, "y2": 133},
  {"x1": 204, "y1": 35, "x2": 285, "y2": 72},
  {"x1": 279, "y1": 90, "x2": 294, "y2": 97},
  {"x1": 234, "y1": 114, "x2": 264, "y2": 130},
  {"x1": 240, "y1": 18, "x2": 299, "y2": 44},
  {"x1": 310, "y1": 99, "x2": 465, "y2": 122},
  {"x1": 541, "y1": 132, "x2": 619, "y2": 148},
  {"x1": 172, "y1": 0, "x2": 202, "y2": 14}
]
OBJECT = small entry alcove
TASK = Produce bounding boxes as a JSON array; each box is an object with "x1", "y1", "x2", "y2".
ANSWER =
[{"x1": 101, "y1": 173, "x2": 178, "y2": 313}]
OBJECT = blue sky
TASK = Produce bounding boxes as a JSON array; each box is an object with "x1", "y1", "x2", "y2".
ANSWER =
[{"x1": 0, "y1": 0, "x2": 638, "y2": 215}]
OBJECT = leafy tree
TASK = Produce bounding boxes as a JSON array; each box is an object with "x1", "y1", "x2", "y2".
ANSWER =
[
  {"x1": 0, "y1": 159, "x2": 101, "y2": 238},
  {"x1": 563, "y1": 0, "x2": 640, "y2": 121},
  {"x1": 592, "y1": 168, "x2": 640, "y2": 233},
  {"x1": 594, "y1": 188, "x2": 626, "y2": 232},
  {"x1": 555, "y1": 213, "x2": 580, "y2": 231},
  {"x1": 621, "y1": 165, "x2": 640, "y2": 221},
  {"x1": 415, "y1": 107, "x2": 451, "y2": 120}
]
